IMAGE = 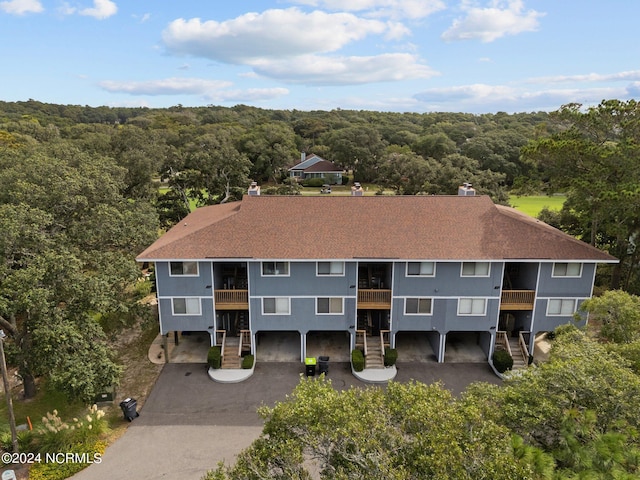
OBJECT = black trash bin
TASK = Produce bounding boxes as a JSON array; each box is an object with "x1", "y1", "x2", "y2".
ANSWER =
[
  {"x1": 119, "y1": 398, "x2": 139, "y2": 422},
  {"x1": 304, "y1": 357, "x2": 316, "y2": 377},
  {"x1": 318, "y1": 356, "x2": 329, "y2": 375}
]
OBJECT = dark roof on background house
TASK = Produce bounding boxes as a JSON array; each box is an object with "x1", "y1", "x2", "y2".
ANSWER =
[
  {"x1": 288, "y1": 154, "x2": 342, "y2": 173},
  {"x1": 137, "y1": 195, "x2": 617, "y2": 262},
  {"x1": 303, "y1": 159, "x2": 343, "y2": 173}
]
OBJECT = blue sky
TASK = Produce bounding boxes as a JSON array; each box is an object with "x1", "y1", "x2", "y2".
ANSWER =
[{"x1": 1, "y1": 0, "x2": 639, "y2": 113}]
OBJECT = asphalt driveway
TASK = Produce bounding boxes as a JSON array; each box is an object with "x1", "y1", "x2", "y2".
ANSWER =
[{"x1": 72, "y1": 361, "x2": 501, "y2": 480}]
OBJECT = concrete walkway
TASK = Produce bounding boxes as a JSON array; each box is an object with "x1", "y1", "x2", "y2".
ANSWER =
[{"x1": 72, "y1": 361, "x2": 500, "y2": 480}]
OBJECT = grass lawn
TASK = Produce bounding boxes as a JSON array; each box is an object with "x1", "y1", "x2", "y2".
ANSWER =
[{"x1": 510, "y1": 195, "x2": 566, "y2": 218}]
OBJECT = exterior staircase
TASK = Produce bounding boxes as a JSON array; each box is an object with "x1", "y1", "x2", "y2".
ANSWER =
[
  {"x1": 508, "y1": 335, "x2": 528, "y2": 369},
  {"x1": 221, "y1": 337, "x2": 241, "y2": 369},
  {"x1": 365, "y1": 336, "x2": 385, "y2": 369}
]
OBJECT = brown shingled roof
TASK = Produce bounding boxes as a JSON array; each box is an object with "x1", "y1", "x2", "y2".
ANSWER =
[
  {"x1": 304, "y1": 160, "x2": 343, "y2": 173},
  {"x1": 137, "y1": 195, "x2": 617, "y2": 262}
]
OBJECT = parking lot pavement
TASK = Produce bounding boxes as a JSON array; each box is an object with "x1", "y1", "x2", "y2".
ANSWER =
[{"x1": 72, "y1": 361, "x2": 501, "y2": 480}]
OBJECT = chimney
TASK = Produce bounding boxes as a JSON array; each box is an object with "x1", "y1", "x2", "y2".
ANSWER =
[
  {"x1": 248, "y1": 181, "x2": 260, "y2": 196},
  {"x1": 458, "y1": 182, "x2": 476, "y2": 196},
  {"x1": 301, "y1": 152, "x2": 306, "y2": 162}
]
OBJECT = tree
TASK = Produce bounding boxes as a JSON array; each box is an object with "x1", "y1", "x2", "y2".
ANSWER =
[
  {"x1": 467, "y1": 325, "x2": 640, "y2": 478},
  {"x1": 579, "y1": 290, "x2": 640, "y2": 344},
  {"x1": 522, "y1": 100, "x2": 640, "y2": 290},
  {"x1": 321, "y1": 125, "x2": 387, "y2": 182},
  {"x1": 207, "y1": 378, "x2": 546, "y2": 479},
  {"x1": 175, "y1": 127, "x2": 252, "y2": 205},
  {"x1": 239, "y1": 122, "x2": 298, "y2": 183},
  {"x1": 375, "y1": 148, "x2": 431, "y2": 195},
  {"x1": 0, "y1": 142, "x2": 158, "y2": 399}
]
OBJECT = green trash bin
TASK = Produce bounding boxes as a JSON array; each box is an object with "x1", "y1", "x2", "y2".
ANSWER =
[{"x1": 304, "y1": 357, "x2": 316, "y2": 377}]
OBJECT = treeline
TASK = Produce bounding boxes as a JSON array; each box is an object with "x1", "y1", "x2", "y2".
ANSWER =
[{"x1": 0, "y1": 99, "x2": 552, "y2": 207}]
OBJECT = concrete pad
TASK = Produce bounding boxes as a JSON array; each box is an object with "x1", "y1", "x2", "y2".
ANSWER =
[
  {"x1": 395, "y1": 332, "x2": 438, "y2": 362},
  {"x1": 306, "y1": 331, "x2": 351, "y2": 362},
  {"x1": 255, "y1": 331, "x2": 300, "y2": 361},
  {"x1": 444, "y1": 332, "x2": 487, "y2": 363}
]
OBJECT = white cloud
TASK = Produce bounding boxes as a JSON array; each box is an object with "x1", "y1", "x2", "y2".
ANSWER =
[
  {"x1": 291, "y1": 0, "x2": 446, "y2": 19},
  {"x1": 98, "y1": 77, "x2": 233, "y2": 96},
  {"x1": 0, "y1": 0, "x2": 43, "y2": 15},
  {"x1": 210, "y1": 88, "x2": 290, "y2": 103},
  {"x1": 252, "y1": 53, "x2": 438, "y2": 85},
  {"x1": 79, "y1": 0, "x2": 117, "y2": 20},
  {"x1": 98, "y1": 77, "x2": 289, "y2": 103},
  {"x1": 526, "y1": 70, "x2": 640, "y2": 85},
  {"x1": 442, "y1": 0, "x2": 544, "y2": 43},
  {"x1": 413, "y1": 82, "x2": 629, "y2": 113},
  {"x1": 162, "y1": 8, "x2": 388, "y2": 63}
]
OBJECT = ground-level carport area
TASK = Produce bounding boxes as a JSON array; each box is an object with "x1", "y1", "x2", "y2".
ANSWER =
[
  {"x1": 444, "y1": 331, "x2": 489, "y2": 363},
  {"x1": 254, "y1": 331, "x2": 351, "y2": 362},
  {"x1": 394, "y1": 332, "x2": 438, "y2": 362}
]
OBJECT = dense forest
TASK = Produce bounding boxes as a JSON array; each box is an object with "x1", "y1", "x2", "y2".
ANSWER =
[{"x1": 1, "y1": 99, "x2": 640, "y2": 477}]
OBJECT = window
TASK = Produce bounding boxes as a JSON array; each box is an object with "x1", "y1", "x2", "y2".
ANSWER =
[
  {"x1": 263, "y1": 297, "x2": 290, "y2": 314},
  {"x1": 317, "y1": 261, "x2": 344, "y2": 276},
  {"x1": 458, "y1": 298, "x2": 487, "y2": 315},
  {"x1": 317, "y1": 297, "x2": 343, "y2": 314},
  {"x1": 172, "y1": 298, "x2": 201, "y2": 315},
  {"x1": 407, "y1": 262, "x2": 435, "y2": 276},
  {"x1": 169, "y1": 261, "x2": 198, "y2": 276},
  {"x1": 461, "y1": 262, "x2": 490, "y2": 277},
  {"x1": 547, "y1": 299, "x2": 576, "y2": 316},
  {"x1": 262, "y1": 262, "x2": 289, "y2": 276},
  {"x1": 405, "y1": 298, "x2": 432, "y2": 315},
  {"x1": 553, "y1": 262, "x2": 582, "y2": 277}
]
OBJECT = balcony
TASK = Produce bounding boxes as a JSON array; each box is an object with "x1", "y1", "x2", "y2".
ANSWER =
[
  {"x1": 358, "y1": 289, "x2": 391, "y2": 309},
  {"x1": 214, "y1": 290, "x2": 249, "y2": 310},
  {"x1": 500, "y1": 290, "x2": 535, "y2": 310}
]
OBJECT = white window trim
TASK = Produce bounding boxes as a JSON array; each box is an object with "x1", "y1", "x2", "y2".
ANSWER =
[
  {"x1": 262, "y1": 297, "x2": 291, "y2": 315},
  {"x1": 316, "y1": 261, "x2": 345, "y2": 277},
  {"x1": 457, "y1": 298, "x2": 487, "y2": 316},
  {"x1": 316, "y1": 297, "x2": 344, "y2": 315},
  {"x1": 171, "y1": 297, "x2": 202, "y2": 316},
  {"x1": 406, "y1": 262, "x2": 436, "y2": 277},
  {"x1": 460, "y1": 262, "x2": 491, "y2": 277},
  {"x1": 261, "y1": 261, "x2": 290, "y2": 277},
  {"x1": 404, "y1": 297, "x2": 433, "y2": 315},
  {"x1": 168, "y1": 261, "x2": 199, "y2": 277},
  {"x1": 546, "y1": 298, "x2": 577, "y2": 316},
  {"x1": 552, "y1": 262, "x2": 583, "y2": 278}
]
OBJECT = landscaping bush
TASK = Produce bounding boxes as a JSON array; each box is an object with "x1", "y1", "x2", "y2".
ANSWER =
[
  {"x1": 384, "y1": 348, "x2": 398, "y2": 367},
  {"x1": 351, "y1": 349, "x2": 364, "y2": 372},
  {"x1": 207, "y1": 346, "x2": 221, "y2": 369},
  {"x1": 302, "y1": 177, "x2": 325, "y2": 187},
  {"x1": 492, "y1": 349, "x2": 513, "y2": 373},
  {"x1": 242, "y1": 354, "x2": 254, "y2": 369},
  {"x1": 29, "y1": 439, "x2": 106, "y2": 480}
]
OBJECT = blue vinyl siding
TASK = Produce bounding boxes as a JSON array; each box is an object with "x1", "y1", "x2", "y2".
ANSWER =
[{"x1": 155, "y1": 261, "x2": 212, "y2": 297}]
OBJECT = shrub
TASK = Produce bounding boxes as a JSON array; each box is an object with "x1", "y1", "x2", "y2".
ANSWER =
[
  {"x1": 384, "y1": 348, "x2": 398, "y2": 367},
  {"x1": 208, "y1": 346, "x2": 221, "y2": 369},
  {"x1": 242, "y1": 354, "x2": 255, "y2": 369},
  {"x1": 302, "y1": 178, "x2": 325, "y2": 187},
  {"x1": 351, "y1": 349, "x2": 364, "y2": 372},
  {"x1": 492, "y1": 349, "x2": 513, "y2": 373},
  {"x1": 29, "y1": 440, "x2": 106, "y2": 480},
  {"x1": 0, "y1": 429, "x2": 35, "y2": 457},
  {"x1": 35, "y1": 405, "x2": 108, "y2": 454}
]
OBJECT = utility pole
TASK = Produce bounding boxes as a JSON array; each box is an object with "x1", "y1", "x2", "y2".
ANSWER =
[{"x1": 0, "y1": 330, "x2": 19, "y2": 453}]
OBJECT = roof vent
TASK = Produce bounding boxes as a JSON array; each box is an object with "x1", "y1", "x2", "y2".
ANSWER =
[
  {"x1": 458, "y1": 182, "x2": 475, "y2": 196},
  {"x1": 248, "y1": 182, "x2": 260, "y2": 196}
]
